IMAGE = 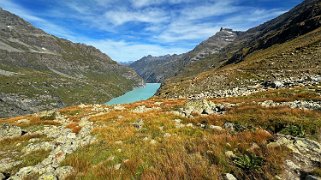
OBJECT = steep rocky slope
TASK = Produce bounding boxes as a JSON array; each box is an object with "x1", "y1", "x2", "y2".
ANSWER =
[
  {"x1": 130, "y1": 28, "x2": 240, "y2": 83},
  {"x1": 158, "y1": 0, "x2": 321, "y2": 98},
  {"x1": 0, "y1": 8, "x2": 143, "y2": 117},
  {"x1": 130, "y1": 54, "x2": 185, "y2": 83}
]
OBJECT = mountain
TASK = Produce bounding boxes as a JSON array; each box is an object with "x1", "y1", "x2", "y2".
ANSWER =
[
  {"x1": 130, "y1": 28, "x2": 240, "y2": 83},
  {"x1": 130, "y1": 54, "x2": 185, "y2": 83},
  {"x1": 158, "y1": 0, "x2": 321, "y2": 97},
  {"x1": 0, "y1": 8, "x2": 143, "y2": 117}
]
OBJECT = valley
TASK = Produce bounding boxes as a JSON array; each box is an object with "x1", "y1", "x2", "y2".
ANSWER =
[{"x1": 0, "y1": 0, "x2": 321, "y2": 179}]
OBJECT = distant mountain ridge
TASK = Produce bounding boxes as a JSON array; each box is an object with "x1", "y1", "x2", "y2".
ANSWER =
[
  {"x1": 0, "y1": 8, "x2": 143, "y2": 117},
  {"x1": 130, "y1": 28, "x2": 240, "y2": 83},
  {"x1": 157, "y1": 0, "x2": 321, "y2": 97}
]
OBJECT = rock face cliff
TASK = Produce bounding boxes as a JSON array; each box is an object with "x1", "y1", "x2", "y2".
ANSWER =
[
  {"x1": 130, "y1": 28, "x2": 240, "y2": 83},
  {"x1": 130, "y1": 54, "x2": 185, "y2": 83},
  {"x1": 0, "y1": 8, "x2": 143, "y2": 117}
]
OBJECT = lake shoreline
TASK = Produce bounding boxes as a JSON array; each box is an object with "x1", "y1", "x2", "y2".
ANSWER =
[{"x1": 106, "y1": 83, "x2": 161, "y2": 105}]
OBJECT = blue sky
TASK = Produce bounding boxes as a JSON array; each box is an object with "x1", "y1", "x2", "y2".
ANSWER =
[{"x1": 0, "y1": 0, "x2": 302, "y2": 62}]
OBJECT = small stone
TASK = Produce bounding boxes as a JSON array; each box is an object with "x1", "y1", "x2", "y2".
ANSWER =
[
  {"x1": 186, "y1": 123, "x2": 194, "y2": 127},
  {"x1": 114, "y1": 105, "x2": 125, "y2": 110},
  {"x1": 223, "y1": 122, "x2": 235, "y2": 131},
  {"x1": 78, "y1": 104, "x2": 86, "y2": 108},
  {"x1": 225, "y1": 151, "x2": 236, "y2": 159},
  {"x1": 286, "y1": 160, "x2": 300, "y2": 170},
  {"x1": 150, "y1": 140, "x2": 157, "y2": 145},
  {"x1": 133, "y1": 119, "x2": 144, "y2": 129},
  {"x1": 114, "y1": 164, "x2": 121, "y2": 170},
  {"x1": 209, "y1": 125, "x2": 223, "y2": 132},
  {"x1": 107, "y1": 156, "x2": 115, "y2": 161},
  {"x1": 17, "y1": 119, "x2": 30, "y2": 124},
  {"x1": 143, "y1": 137, "x2": 150, "y2": 141},
  {"x1": 115, "y1": 141, "x2": 123, "y2": 145},
  {"x1": 248, "y1": 143, "x2": 260, "y2": 151},
  {"x1": 117, "y1": 149, "x2": 122, "y2": 152},
  {"x1": 224, "y1": 173, "x2": 237, "y2": 180},
  {"x1": 174, "y1": 119, "x2": 182, "y2": 124},
  {"x1": 154, "y1": 102, "x2": 163, "y2": 105},
  {"x1": 273, "y1": 81, "x2": 284, "y2": 88},
  {"x1": 164, "y1": 133, "x2": 171, "y2": 138},
  {"x1": 305, "y1": 175, "x2": 321, "y2": 180}
]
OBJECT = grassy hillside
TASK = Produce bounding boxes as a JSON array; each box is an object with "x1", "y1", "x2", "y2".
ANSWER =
[
  {"x1": 158, "y1": 26, "x2": 321, "y2": 98},
  {"x1": 0, "y1": 8, "x2": 143, "y2": 117}
]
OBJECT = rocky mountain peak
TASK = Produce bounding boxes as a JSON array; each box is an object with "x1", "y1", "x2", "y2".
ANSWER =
[{"x1": 190, "y1": 28, "x2": 241, "y2": 62}]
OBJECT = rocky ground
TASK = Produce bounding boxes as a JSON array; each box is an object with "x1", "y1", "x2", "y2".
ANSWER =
[
  {"x1": 0, "y1": 82, "x2": 321, "y2": 179},
  {"x1": 0, "y1": 110, "x2": 96, "y2": 179}
]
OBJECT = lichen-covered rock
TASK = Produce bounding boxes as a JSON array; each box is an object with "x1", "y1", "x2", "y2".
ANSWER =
[
  {"x1": 54, "y1": 166, "x2": 74, "y2": 180},
  {"x1": 38, "y1": 173, "x2": 57, "y2": 180},
  {"x1": 0, "y1": 158, "x2": 22, "y2": 173},
  {"x1": 22, "y1": 142, "x2": 54, "y2": 154},
  {"x1": 38, "y1": 110, "x2": 57, "y2": 120},
  {"x1": 132, "y1": 105, "x2": 160, "y2": 113},
  {"x1": 0, "y1": 124, "x2": 22, "y2": 139},
  {"x1": 272, "y1": 135, "x2": 321, "y2": 179}
]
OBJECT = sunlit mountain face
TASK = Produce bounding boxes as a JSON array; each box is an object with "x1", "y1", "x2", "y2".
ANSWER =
[{"x1": 0, "y1": 0, "x2": 302, "y2": 62}]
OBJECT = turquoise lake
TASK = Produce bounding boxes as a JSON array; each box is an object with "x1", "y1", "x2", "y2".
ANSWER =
[{"x1": 106, "y1": 83, "x2": 161, "y2": 105}]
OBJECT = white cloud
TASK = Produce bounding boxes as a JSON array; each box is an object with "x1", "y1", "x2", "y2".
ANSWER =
[
  {"x1": 0, "y1": 0, "x2": 294, "y2": 62},
  {"x1": 104, "y1": 8, "x2": 169, "y2": 26},
  {"x1": 130, "y1": 0, "x2": 194, "y2": 8},
  {"x1": 131, "y1": 0, "x2": 163, "y2": 8},
  {"x1": 182, "y1": 1, "x2": 241, "y2": 20},
  {"x1": 0, "y1": 0, "x2": 76, "y2": 40},
  {"x1": 84, "y1": 39, "x2": 190, "y2": 62}
]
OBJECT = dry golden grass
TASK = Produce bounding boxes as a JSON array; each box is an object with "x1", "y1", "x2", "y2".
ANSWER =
[
  {"x1": 66, "y1": 122, "x2": 82, "y2": 134},
  {"x1": 60, "y1": 96, "x2": 320, "y2": 179},
  {"x1": 2, "y1": 86, "x2": 320, "y2": 179}
]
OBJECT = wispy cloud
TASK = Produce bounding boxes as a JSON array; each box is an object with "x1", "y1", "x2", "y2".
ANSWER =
[
  {"x1": 104, "y1": 8, "x2": 169, "y2": 26},
  {"x1": 0, "y1": 0, "x2": 300, "y2": 62},
  {"x1": 85, "y1": 39, "x2": 189, "y2": 62}
]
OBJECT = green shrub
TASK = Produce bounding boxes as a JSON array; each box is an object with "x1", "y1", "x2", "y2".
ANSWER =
[
  {"x1": 280, "y1": 125, "x2": 305, "y2": 137},
  {"x1": 233, "y1": 153, "x2": 264, "y2": 171}
]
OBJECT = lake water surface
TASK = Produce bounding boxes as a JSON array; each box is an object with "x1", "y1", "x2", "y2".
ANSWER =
[{"x1": 106, "y1": 83, "x2": 161, "y2": 105}]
